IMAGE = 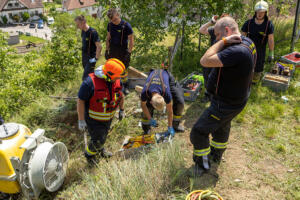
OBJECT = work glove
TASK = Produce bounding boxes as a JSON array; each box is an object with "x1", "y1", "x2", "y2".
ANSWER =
[
  {"x1": 168, "y1": 127, "x2": 175, "y2": 137},
  {"x1": 150, "y1": 118, "x2": 157, "y2": 127},
  {"x1": 105, "y1": 50, "x2": 110, "y2": 60},
  {"x1": 89, "y1": 57, "x2": 97, "y2": 63},
  {"x1": 78, "y1": 120, "x2": 87, "y2": 132},
  {"x1": 119, "y1": 109, "x2": 125, "y2": 121},
  {"x1": 267, "y1": 51, "x2": 274, "y2": 63}
]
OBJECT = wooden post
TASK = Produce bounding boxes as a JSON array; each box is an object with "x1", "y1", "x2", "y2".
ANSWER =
[
  {"x1": 291, "y1": 0, "x2": 300, "y2": 52},
  {"x1": 198, "y1": 7, "x2": 202, "y2": 52},
  {"x1": 180, "y1": 20, "x2": 185, "y2": 60}
]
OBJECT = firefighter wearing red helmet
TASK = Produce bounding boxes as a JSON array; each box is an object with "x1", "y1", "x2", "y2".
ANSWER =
[{"x1": 77, "y1": 58, "x2": 126, "y2": 165}]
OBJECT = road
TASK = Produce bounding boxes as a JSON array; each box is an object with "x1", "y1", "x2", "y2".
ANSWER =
[{"x1": 0, "y1": 24, "x2": 53, "y2": 40}]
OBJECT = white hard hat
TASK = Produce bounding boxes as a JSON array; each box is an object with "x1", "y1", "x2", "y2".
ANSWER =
[{"x1": 255, "y1": 0, "x2": 269, "y2": 12}]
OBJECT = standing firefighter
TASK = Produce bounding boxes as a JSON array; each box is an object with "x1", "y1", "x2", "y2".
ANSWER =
[
  {"x1": 77, "y1": 59, "x2": 126, "y2": 164},
  {"x1": 105, "y1": 8, "x2": 134, "y2": 95},
  {"x1": 242, "y1": 0, "x2": 275, "y2": 83},
  {"x1": 140, "y1": 69, "x2": 185, "y2": 136},
  {"x1": 190, "y1": 17, "x2": 257, "y2": 176},
  {"x1": 75, "y1": 15, "x2": 102, "y2": 81}
]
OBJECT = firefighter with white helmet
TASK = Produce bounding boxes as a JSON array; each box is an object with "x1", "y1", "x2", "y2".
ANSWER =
[{"x1": 242, "y1": 0, "x2": 275, "y2": 83}]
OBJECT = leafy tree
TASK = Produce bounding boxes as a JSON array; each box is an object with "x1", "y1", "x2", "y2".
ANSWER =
[
  {"x1": 1, "y1": 16, "x2": 8, "y2": 25},
  {"x1": 13, "y1": 15, "x2": 20, "y2": 22},
  {"x1": 22, "y1": 12, "x2": 30, "y2": 22}
]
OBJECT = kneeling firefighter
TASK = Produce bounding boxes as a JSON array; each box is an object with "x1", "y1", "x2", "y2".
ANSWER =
[
  {"x1": 77, "y1": 58, "x2": 126, "y2": 164},
  {"x1": 140, "y1": 68, "x2": 185, "y2": 136}
]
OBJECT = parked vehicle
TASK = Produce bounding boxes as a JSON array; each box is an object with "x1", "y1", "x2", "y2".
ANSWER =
[
  {"x1": 47, "y1": 17, "x2": 54, "y2": 25},
  {"x1": 38, "y1": 23, "x2": 44, "y2": 29},
  {"x1": 29, "y1": 23, "x2": 36, "y2": 28}
]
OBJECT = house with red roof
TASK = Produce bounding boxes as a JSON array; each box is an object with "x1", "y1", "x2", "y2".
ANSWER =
[{"x1": 0, "y1": 0, "x2": 44, "y2": 24}]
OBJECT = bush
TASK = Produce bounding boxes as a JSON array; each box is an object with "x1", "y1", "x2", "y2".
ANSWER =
[
  {"x1": 13, "y1": 15, "x2": 20, "y2": 22},
  {"x1": 22, "y1": 12, "x2": 30, "y2": 22},
  {"x1": 1, "y1": 16, "x2": 8, "y2": 25},
  {"x1": 0, "y1": 13, "x2": 81, "y2": 119}
]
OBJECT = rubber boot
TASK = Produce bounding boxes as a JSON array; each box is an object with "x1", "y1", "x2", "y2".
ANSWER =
[
  {"x1": 173, "y1": 120, "x2": 185, "y2": 132},
  {"x1": 252, "y1": 72, "x2": 262, "y2": 84},
  {"x1": 100, "y1": 148, "x2": 113, "y2": 158},
  {"x1": 192, "y1": 155, "x2": 210, "y2": 177},
  {"x1": 210, "y1": 146, "x2": 226, "y2": 164}
]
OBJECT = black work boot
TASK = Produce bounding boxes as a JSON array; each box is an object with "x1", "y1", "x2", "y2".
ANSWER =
[
  {"x1": 173, "y1": 120, "x2": 185, "y2": 132},
  {"x1": 84, "y1": 152, "x2": 98, "y2": 167},
  {"x1": 142, "y1": 124, "x2": 151, "y2": 135},
  {"x1": 100, "y1": 148, "x2": 113, "y2": 158},
  {"x1": 123, "y1": 82, "x2": 130, "y2": 96},
  {"x1": 192, "y1": 155, "x2": 210, "y2": 177},
  {"x1": 210, "y1": 146, "x2": 226, "y2": 164}
]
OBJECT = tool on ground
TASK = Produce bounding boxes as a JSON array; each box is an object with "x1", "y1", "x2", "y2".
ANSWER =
[
  {"x1": 185, "y1": 190, "x2": 223, "y2": 200},
  {"x1": 0, "y1": 123, "x2": 69, "y2": 199},
  {"x1": 120, "y1": 131, "x2": 174, "y2": 150}
]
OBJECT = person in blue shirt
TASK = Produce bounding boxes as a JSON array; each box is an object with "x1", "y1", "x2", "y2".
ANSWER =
[
  {"x1": 105, "y1": 8, "x2": 134, "y2": 95},
  {"x1": 190, "y1": 17, "x2": 257, "y2": 177},
  {"x1": 0, "y1": 115, "x2": 4, "y2": 125},
  {"x1": 75, "y1": 15, "x2": 102, "y2": 81},
  {"x1": 140, "y1": 69, "x2": 185, "y2": 136}
]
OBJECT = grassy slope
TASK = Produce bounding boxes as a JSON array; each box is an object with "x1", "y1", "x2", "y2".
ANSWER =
[{"x1": 12, "y1": 23, "x2": 300, "y2": 200}]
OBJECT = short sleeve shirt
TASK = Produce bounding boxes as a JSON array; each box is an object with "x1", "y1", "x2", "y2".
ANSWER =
[
  {"x1": 207, "y1": 36, "x2": 256, "y2": 104},
  {"x1": 78, "y1": 76, "x2": 94, "y2": 119},
  {"x1": 81, "y1": 27, "x2": 100, "y2": 58},
  {"x1": 107, "y1": 20, "x2": 133, "y2": 48},
  {"x1": 208, "y1": 26, "x2": 216, "y2": 46},
  {"x1": 241, "y1": 17, "x2": 274, "y2": 48},
  {"x1": 141, "y1": 70, "x2": 172, "y2": 104}
]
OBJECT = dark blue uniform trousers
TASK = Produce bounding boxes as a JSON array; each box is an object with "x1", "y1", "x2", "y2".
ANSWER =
[{"x1": 190, "y1": 98, "x2": 246, "y2": 169}]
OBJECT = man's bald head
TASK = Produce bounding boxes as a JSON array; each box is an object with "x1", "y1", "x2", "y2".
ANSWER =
[{"x1": 214, "y1": 16, "x2": 240, "y2": 41}]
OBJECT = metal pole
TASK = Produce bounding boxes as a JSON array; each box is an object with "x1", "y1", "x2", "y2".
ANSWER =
[{"x1": 291, "y1": 0, "x2": 300, "y2": 52}]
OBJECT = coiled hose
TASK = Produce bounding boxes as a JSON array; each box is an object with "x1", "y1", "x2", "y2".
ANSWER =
[{"x1": 185, "y1": 190, "x2": 223, "y2": 200}]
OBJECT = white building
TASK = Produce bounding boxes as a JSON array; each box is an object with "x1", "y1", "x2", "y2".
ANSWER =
[
  {"x1": 0, "y1": 0, "x2": 44, "y2": 24},
  {"x1": 62, "y1": 0, "x2": 97, "y2": 16}
]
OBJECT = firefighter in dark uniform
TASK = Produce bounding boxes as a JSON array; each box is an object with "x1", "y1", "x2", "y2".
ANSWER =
[
  {"x1": 190, "y1": 17, "x2": 257, "y2": 176},
  {"x1": 140, "y1": 69, "x2": 185, "y2": 135},
  {"x1": 242, "y1": 0, "x2": 275, "y2": 83},
  {"x1": 105, "y1": 8, "x2": 134, "y2": 95},
  {"x1": 75, "y1": 15, "x2": 102, "y2": 81},
  {"x1": 77, "y1": 59, "x2": 126, "y2": 164}
]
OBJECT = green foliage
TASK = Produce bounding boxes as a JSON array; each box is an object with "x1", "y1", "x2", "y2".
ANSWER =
[
  {"x1": 39, "y1": 14, "x2": 48, "y2": 23},
  {"x1": 0, "y1": 12, "x2": 81, "y2": 119},
  {"x1": 1, "y1": 15, "x2": 8, "y2": 25},
  {"x1": 13, "y1": 14, "x2": 20, "y2": 22},
  {"x1": 22, "y1": 12, "x2": 30, "y2": 22},
  {"x1": 95, "y1": 0, "x2": 244, "y2": 75}
]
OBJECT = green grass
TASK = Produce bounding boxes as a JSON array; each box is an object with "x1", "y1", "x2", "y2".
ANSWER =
[{"x1": 11, "y1": 35, "x2": 47, "y2": 47}]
